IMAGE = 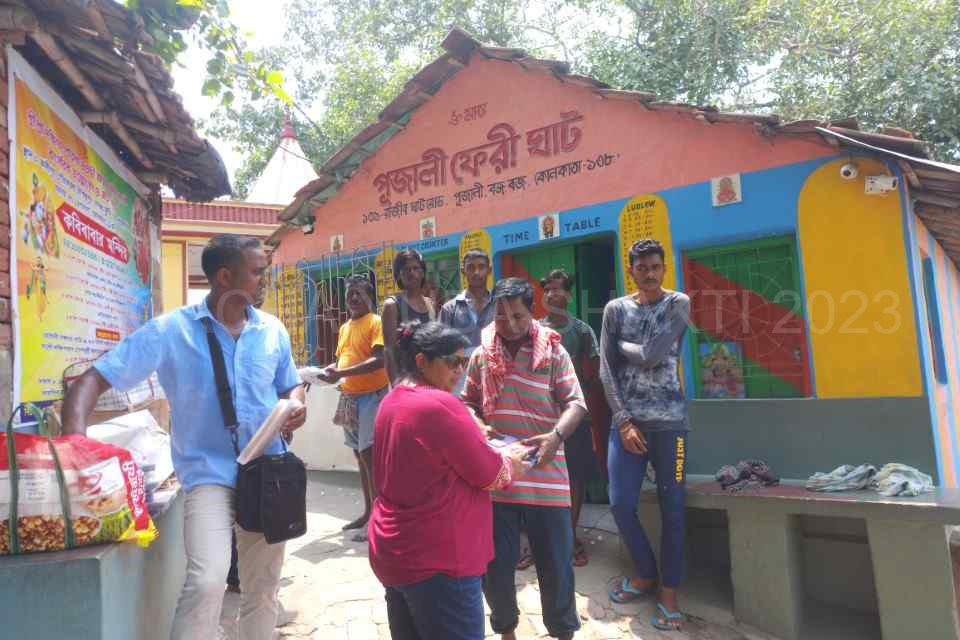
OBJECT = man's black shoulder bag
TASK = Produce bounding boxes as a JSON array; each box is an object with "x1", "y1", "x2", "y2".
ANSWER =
[{"x1": 202, "y1": 317, "x2": 307, "y2": 544}]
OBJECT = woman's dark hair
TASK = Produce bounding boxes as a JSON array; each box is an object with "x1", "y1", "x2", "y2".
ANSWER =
[
  {"x1": 628, "y1": 239, "x2": 665, "y2": 266},
  {"x1": 393, "y1": 248, "x2": 427, "y2": 289},
  {"x1": 539, "y1": 268, "x2": 575, "y2": 291},
  {"x1": 395, "y1": 321, "x2": 469, "y2": 376},
  {"x1": 492, "y1": 277, "x2": 534, "y2": 310}
]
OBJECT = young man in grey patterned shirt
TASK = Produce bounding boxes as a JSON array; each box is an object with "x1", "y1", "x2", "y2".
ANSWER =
[{"x1": 599, "y1": 239, "x2": 690, "y2": 631}]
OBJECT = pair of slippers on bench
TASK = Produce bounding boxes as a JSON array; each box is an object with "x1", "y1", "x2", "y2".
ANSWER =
[{"x1": 608, "y1": 576, "x2": 683, "y2": 631}]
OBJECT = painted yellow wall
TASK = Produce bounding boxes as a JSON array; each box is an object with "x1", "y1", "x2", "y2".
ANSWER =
[
  {"x1": 161, "y1": 241, "x2": 185, "y2": 313},
  {"x1": 799, "y1": 158, "x2": 921, "y2": 398},
  {"x1": 259, "y1": 277, "x2": 278, "y2": 316}
]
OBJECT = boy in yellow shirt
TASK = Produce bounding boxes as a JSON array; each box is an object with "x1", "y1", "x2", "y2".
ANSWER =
[{"x1": 318, "y1": 275, "x2": 389, "y2": 537}]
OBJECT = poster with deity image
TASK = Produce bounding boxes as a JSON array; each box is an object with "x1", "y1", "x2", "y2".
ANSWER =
[
  {"x1": 698, "y1": 341, "x2": 746, "y2": 399},
  {"x1": 8, "y1": 50, "x2": 152, "y2": 409}
]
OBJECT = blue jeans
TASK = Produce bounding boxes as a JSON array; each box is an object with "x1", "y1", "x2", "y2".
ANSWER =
[
  {"x1": 608, "y1": 428, "x2": 688, "y2": 588},
  {"x1": 483, "y1": 503, "x2": 580, "y2": 637},
  {"x1": 385, "y1": 574, "x2": 484, "y2": 640}
]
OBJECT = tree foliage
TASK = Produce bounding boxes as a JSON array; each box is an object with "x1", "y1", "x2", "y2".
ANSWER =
[
  {"x1": 761, "y1": 0, "x2": 960, "y2": 156},
  {"x1": 580, "y1": 0, "x2": 774, "y2": 106},
  {"x1": 127, "y1": 0, "x2": 293, "y2": 107},
  {"x1": 581, "y1": 0, "x2": 960, "y2": 157}
]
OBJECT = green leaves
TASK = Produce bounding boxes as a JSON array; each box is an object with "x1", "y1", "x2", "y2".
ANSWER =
[
  {"x1": 129, "y1": 0, "x2": 290, "y2": 110},
  {"x1": 576, "y1": 0, "x2": 960, "y2": 159},
  {"x1": 201, "y1": 78, "x2": 221, "y2": 96}
]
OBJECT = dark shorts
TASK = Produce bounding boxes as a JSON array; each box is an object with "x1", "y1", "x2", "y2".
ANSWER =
[{"x1": 565, "y1": 419, "x2": 599, "y2": 485}]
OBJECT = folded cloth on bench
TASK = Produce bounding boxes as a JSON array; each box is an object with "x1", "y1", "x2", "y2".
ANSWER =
[
  {"x1": 715, "y1": 460, "x2": 780, "y2": 492},
  {"x1": 806, "y1": 464, "x2": 877, "y2": 492},
  {"x1": 874, "y1": 463, "x2": 933, "y2": 497}
]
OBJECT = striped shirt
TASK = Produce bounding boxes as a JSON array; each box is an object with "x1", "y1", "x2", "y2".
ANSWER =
[{"x1": 462, "y1": 338, "x2": 586, "y2": 507}]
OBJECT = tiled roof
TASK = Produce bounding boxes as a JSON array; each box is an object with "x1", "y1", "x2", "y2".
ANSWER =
[
  {"x1": 7, "y1": 1, "x2": 231, "y2": 201},
  {"x1": 163, "y1": 199, "x2": 282, "y2": 226}
]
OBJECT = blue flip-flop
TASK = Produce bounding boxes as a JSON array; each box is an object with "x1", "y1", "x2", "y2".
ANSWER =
[
  {"x1": 607, "y1": 576, "x2": 654, "y2": 604},
  {"x1": 651, "y1": 602, "x2": 683, "y2": 630}
]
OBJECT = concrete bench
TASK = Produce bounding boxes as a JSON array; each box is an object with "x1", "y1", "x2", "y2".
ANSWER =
[{"x1": 637, "y1": 475, "x2": 960, "y2": 640}]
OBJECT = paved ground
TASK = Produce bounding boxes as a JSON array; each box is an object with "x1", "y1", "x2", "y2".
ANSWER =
[{"x1": 221, "y1": 471, "x2": 778, "y2": 640}]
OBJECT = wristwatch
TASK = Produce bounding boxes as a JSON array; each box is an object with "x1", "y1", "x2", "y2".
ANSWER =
[{"x1": 552, "y1": 426, "x2": 566, "y2": 442}]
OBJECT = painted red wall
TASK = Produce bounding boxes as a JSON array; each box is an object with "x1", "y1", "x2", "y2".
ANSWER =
[{"x1": 273, "y1": 53, "x2": 834, "y2": 264}]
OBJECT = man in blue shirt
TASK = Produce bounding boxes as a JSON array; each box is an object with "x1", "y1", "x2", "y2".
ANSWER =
[
  {"x1": 440, "y1": 249, "x2": 494, "y2": 394},
  {"x1": 62, "y1": 234, "x2": 306, "y2": 640}
]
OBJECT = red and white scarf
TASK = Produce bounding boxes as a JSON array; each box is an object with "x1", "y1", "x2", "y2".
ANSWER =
[{"x1": 480, "y1": 320, "x2": 560, "y2": 418}]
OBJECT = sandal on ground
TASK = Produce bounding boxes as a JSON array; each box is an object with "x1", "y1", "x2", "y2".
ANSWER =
[
  {"x1": 651, "y1": 602, "x2": 683, "y2": 631},
  {"x1": 516, "y1": 549, "x2": 535, "y2": 570},
  {"x1": 573, "y1": 540, "x2": 589, "y2": 567},
  {"x1": 607, "y1": 576, "x2": 655, "y2": 604}
]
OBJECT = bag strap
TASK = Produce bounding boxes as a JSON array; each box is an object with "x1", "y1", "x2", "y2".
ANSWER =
[
  {"x1": 47, "y1": 437, "x2": 75, "y2": 549},
  {"x1": 5, "y1": 405, "x2": 76, "y2": 554},
  {"x1": 201, "y1": 317, "x2": 240, "y2": 456},
  {"x1": 5, "y1": 406, "x2": 20, "y2": 555}
]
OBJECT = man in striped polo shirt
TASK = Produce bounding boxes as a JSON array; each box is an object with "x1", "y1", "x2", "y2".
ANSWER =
[{"x1": 462, "y1": 277, "x2": 587, "y2": 640}]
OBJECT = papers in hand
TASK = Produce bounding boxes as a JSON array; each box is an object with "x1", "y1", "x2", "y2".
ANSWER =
[
  {"x1": 237, "y1": 399, "x2": 302, "y2": 465},
  {"x1": 488, "y1": 433, "x2": 521, "y2": 449},
  {"x1": 489, "y1": 434, "x2": 540, "y2": 471},
  {"x1": 298, "y1": 366, "x2": 329, "y2": 385}
]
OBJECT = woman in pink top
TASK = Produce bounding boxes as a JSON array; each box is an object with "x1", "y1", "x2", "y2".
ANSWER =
[{"x1": 369, "y1": 321, "x2": 527, "y2": 640}]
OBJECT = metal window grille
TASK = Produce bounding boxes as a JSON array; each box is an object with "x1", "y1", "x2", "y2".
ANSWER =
[{"x1": 683, "y1": 236, "x2": 810, "y2": 399}]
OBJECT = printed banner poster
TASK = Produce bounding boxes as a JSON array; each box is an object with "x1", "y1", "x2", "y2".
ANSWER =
[{"x1": 11, "y1": 66, "x2": 151, "y2": 407}]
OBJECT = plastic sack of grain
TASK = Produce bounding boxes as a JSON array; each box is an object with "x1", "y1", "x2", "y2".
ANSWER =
[{"x1": 0, "y1": 431, "x2": 158, "y2": 555}]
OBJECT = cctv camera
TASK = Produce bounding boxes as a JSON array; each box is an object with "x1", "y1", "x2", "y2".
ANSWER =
[{"x1": 840, "y1": 163, "x2": 859, "y2": 180}]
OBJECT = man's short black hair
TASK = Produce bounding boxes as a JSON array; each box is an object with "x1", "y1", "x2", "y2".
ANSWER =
[
  {"x1": 344, "y1": 274, "x2": 374, "y2": 298},
  {"x1": 539, "y1": 269, "x2": 575, "y2": 291},
  {"x1": 492, "y1": 277, "x2": 534, "y2": 310},
  {"x1": 201, "y1": 234, "x2": 262, "y2": 282},
  {"x1": 629, "y1": 239, "x2": 665, "y2": 266},
  {"x1": 461, "y1": 249, "x2": 490, "y2": 267}
]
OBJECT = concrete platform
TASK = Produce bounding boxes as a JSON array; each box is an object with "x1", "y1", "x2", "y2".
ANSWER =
[{"x1": 0, "y1": 489, "x2": 185, "y2": 640}]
